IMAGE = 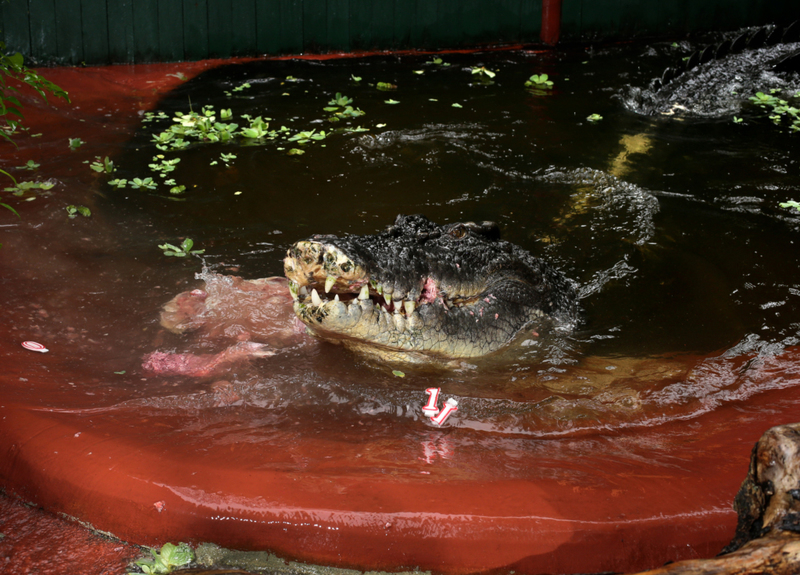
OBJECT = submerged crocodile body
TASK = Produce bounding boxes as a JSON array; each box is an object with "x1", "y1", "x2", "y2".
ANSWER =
[
  {"x1": 283, "y1": 215, "x2": 577, "y2": 363},
  {"x1": 627, "y1": 21, "x2": 800, "y2": 117}
]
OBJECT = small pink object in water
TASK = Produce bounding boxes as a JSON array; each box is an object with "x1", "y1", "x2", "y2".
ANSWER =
[
  {"x1": 430, "y1": 398, "x2": 458, "y2": 426},
  {"x1": 22, "y1": 341, "x2": 48, "y2": 353},
  {"x1": 154, "y1": 500, "x2": 166, "y2": 513},
  {"x1": 421, "y1": 387, "x2": 441, "y2": 416}
]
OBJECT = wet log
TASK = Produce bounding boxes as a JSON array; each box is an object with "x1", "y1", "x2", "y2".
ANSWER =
[{"x1": 631, "y1": 423, "x2": 800, "y2": 575}]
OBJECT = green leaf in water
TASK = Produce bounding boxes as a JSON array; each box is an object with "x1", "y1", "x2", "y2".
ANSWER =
[{"x1": 392, "y1": 370, "x2": 405, "y2": 378}]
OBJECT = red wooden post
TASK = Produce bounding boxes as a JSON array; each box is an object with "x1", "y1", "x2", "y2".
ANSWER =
[{"x1": 541, "y1": 0, "x2": 563, "y2": 45}]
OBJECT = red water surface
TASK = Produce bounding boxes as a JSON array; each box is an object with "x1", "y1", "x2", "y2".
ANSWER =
[{"x1": 1, "y1": 60, "x2": 800, "y2": 575}]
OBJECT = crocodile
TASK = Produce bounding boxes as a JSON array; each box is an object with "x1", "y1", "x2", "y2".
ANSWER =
[{"x1": 283, "y1": 214, "x2": 577, "y2": 364}]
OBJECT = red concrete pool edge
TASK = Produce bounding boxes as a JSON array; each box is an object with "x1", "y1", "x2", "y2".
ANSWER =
[
  {"x1": 0, "y1": 491, "x2": 141, "y2": 574},
  {"x1": 3, "y1": 58, "x2": 800, "y2": 575}
]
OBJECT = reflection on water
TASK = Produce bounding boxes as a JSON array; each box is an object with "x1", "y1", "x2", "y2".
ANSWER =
[{"x1": 4, "y1": 42, "x2": 800, "y2": 444}]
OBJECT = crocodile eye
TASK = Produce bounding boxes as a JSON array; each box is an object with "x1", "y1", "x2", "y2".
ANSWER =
[
  {"x1": 449, "y1": 224, "x2": 467, "y2": 239},
  {"x1": 340, "y1": 262, "x2": 352, "y2": 273}
]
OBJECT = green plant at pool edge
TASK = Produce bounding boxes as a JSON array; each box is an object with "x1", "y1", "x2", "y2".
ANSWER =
[
  {"x1": 159, "y1": 238, "x2": 204, "y2": 258},
  {"x1": 129, "y1": 542, "x2": 194, "y2": 574}
]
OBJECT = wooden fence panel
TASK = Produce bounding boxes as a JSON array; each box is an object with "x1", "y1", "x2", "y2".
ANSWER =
[
  {"x1": 183, "y1": 0, "x2": 210, "y2": 60},
  {"x1": 54, "y1": 0, "x2": 84, "y2": 64},
  {"x1": 157, "y1": 0, "x2": 184, "y2": 62},
  {"x1": 0, "y1": 0, "x2": 798, "y2": 65},
  {"x1": 132, "y1": 0, "x2": 159, "y2": 62},
  {"x1": 28, "y1": 0, "x2": 59, "y2": 62},
  {"x1": 107, "y1": 0, "x2": 135, "y2": 63}
]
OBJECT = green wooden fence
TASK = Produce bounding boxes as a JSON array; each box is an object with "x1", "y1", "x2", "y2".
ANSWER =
[{"x1": 0, "y1": 0, "x2": 798, "y2": 65}]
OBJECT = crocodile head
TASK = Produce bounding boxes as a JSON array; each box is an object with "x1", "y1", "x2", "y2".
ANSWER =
[{"x1": 284, "y1": 215, "x2": 577, "y2": 364}]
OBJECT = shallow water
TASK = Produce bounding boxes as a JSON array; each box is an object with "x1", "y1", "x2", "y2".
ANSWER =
[{"x1": 2, "y1": 39, "x2": 800, "y2": 572}]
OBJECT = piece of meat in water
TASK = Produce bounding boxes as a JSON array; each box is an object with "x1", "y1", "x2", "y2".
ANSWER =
[{"x1": 143, "y1": 341, "x2": 274, "y2": 377}]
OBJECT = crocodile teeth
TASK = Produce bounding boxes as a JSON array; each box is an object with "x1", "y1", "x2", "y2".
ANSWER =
[
  {"x1": 358, "y1": 285, "x2": 370, "y2": 300},
  {"x1": 300, "y1": 285, "x2": 308, "y2": 296},
  {"x1": 334, "y1": 294, "x2": 340, "y2": 302},
  {"x1": 325, "y1": 276, "x2": 336, "y2": 293},
  {"x1": 385, "y1": 292, "x2": 392, "y2": 305},
  {"x1": 404, "y1": 300, "x2": 415, "y2": 315},
  {"x1": 311, "y1": 288, "x2": 322, "y2": 307}
]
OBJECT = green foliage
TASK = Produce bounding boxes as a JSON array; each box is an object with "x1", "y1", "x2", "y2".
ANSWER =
[
  {"x1": 0, "y1": 43, "x2": 69, "y2": 144},
  {"x1": 376, "y1": 82, "x2": 397, "y2": 91},
  {"x1": 148, "y1": 155, "x2": 180, "y2": 177},
  {"x1": 780, "y1": 200, "x2": 800, "y2": 212},
  {"x1": 240, "y1": 115, "x2": 271, "y2": 139},
  {"x1": 16, "y1": 160, "x2": 39, "y2": 171},
  {"x1": 130, "y1": 542, "x2": 194, "y2": 574},
  {"x1": 224, "y1": 81, "x2": 251, "y2": 97},
  {"x1": 287, "y1": 129, "x2": 326, "y2": 144},
  {"x1": 350, "y1": 74, "x2": 362, "y2": 83},
  {"x1": 158, "y1": 238, "x2": 204, "y2": 258},
  {"x1": 324, "y1": 92, "x2": 365, "y2": 122},
  {"x1": 525, "y1": 74, "x2": 553, "y2": 89},
  {"x1": 384, "y1": 99, "x2": 400, "y2": 105},
  {"x1": 749, "y1": 90, "x2": 800, "y2": 132},
  {"x1": 426, "y1": 57, "x2": 450, "y2": 67},
  {"x1": 69, "y1": 137, "x2": 84, "y2": 150},
  {"x1": 87, "y1": 156, "x2": 115, "y2": 174},
  {"x1": 4, "y1": 180, "x2": 55, "y2": 195},
  {"x1": 65, "y1": 205, "x2": 91, "y2": 219},
  {"x1": 586, "y1": 113, "x2": 603, "y2": 122},
  {"x1": 131, "y1": 177, "x2": 157, "y2": 190},
  {"x1": 470, "y1": 66, "x2": 496, "y2": 79}
]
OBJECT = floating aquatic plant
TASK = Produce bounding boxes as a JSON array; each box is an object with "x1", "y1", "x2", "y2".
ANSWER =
[
  {"x1": 87, "y1": 156, "x2": 115, "y2": 174},
  {"x1": 471, "y1": 66, "x2": 496, "y2": 79},
  {"x1": 780, "y1": 200, "x2": 800, "y2": 212},
  {"x1": 525, "y1": 74, "x2": 553, "y2": 89},
  {"x1": 158, "y1": 238, "x2": 204, "y2": 258},
  {"x1": 749, "y1": 89, "x2": 800, "y2": 132},
  {"x1": 130, "y1": 177, "x2": 157, "y2": 190},
  {"x1": 65, "y1": 205, "x2": 90, "y2": 219}
]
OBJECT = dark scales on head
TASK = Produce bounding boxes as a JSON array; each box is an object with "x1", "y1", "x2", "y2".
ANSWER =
[{"x1": 284, "y1": 214, "x2": 577, "y2": 364}]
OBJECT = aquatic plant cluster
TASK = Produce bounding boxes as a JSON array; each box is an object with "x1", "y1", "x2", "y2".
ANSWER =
[
  {"x1": 103, "y1": 64, "x2": 556, "y2": 203},
  {"x1": 748, "y1": 89, "x2": 800, "y2": 132}
]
